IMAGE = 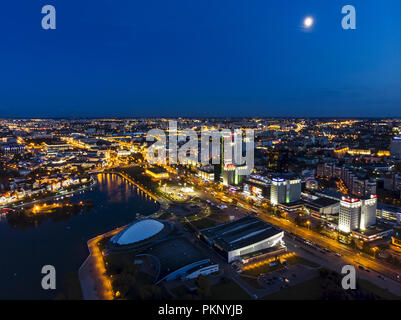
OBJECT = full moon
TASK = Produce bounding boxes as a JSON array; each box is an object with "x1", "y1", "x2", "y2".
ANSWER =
[{"x1": 303, "y1": 16, "x2": 314, "y2": 28}]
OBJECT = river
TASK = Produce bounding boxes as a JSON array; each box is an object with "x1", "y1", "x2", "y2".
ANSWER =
[{"x1": 0, "y1": 173, "x2": 159, "y2": 299}]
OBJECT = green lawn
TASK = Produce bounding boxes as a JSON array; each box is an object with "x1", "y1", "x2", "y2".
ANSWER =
[
  {"x1": 263, "y1": 276, "x2": 322, "y2": 300},
  {"x1": 263, "y1": 275, "x2": 401, "y2": 300},
  {"x1": 287, "y1": 256, "x2": 320, "y2": 268},
  {"x1": 240, "y1": 275, "x2": 264, "y2": 289},
  {"x1": 358, "y1": 279, "x2": 401, "y2": 300},
  {"x1": 189, "y1": 218, "x2": 218, "y2": 230},
  {"x1": 170, "y1": 284, "x2": 189, "y2": 297},
  {"x1": 55, "y1": 272, "x2": 84, "y2": 300}
]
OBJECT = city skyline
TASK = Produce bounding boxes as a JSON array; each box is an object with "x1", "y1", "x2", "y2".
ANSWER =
[
  {"x1": 2, "y1": 117, "x2": 401, "y2": 302},
  {"x1": 2, "y1": 0, "x2": 401, "y2": 306}
]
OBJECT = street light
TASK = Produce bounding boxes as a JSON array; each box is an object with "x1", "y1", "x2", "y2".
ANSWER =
[
  {"x1": 306, "y1": 220, "x2": 311, "y2": 230},
  {"x1": 372, "y1": 247, "x2": 379, "y2": 259}
]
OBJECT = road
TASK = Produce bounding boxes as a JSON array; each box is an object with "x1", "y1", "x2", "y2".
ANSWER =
[
  {"x1": 259, "y1": 212, "x2": 401, "y2": 282},
  {"x1": 178, "y1": 171, "x2": 401, "y2": 291},
  {"x1": 285, "y1": 236, "x2": 401, "y2": 297}
]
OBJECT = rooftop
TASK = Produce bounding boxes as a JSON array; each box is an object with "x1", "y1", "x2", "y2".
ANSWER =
[
  {"x1": 146, "y1": 167, "x2": 168, "y2": 175},
  {"x1": 140, "y1": 236, "x2": 208, "y2": 282},
  {"x1": 308, "y1": 197, "x2": 339, "y2": 208},
  {"x1": 200, "y1": 216, "x2": 282, "y2": 252},
  {"x1": 111, "y1": 219, "x2": 165, "y2": 246}
]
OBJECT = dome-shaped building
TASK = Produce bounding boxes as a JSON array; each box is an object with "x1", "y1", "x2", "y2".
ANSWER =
[{"x1": 109, "y1": 218, "x2": 173, "y2": 250}]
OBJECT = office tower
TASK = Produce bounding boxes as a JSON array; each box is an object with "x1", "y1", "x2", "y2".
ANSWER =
[
  {"x1": 270, "y1": 178, "x2": 286, "y2": 205},
  {"x1": 339, "y1": 196, "x2": 377, "y2": 233},
  {"x1": 391, "y1": 137, "x2": 401, "y2": 159},
  {"x1": 360, "y1": 196, "x2": 377, "y2": 230},
  {"x1": 338, "y1": 197, "x2": 361, "y2": 233},
  {"x1": 270, "y1": 177, "x2": 301, "y2": 205},
  {"x1": 222, "y1": 164, "x2": 248, "y2": 186}
]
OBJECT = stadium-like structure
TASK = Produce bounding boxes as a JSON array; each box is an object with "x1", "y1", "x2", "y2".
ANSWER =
[
  {"x1": 108, "y1": 218, "x2": 174, "y2": 251},
  {"x1": 107, "y1": 218, "x2": 218, "y2": 283}
]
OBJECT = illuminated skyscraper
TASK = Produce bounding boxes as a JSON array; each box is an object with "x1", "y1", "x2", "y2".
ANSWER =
[
  {"x1": 270, "y1": 177, "x2": 301, "y2": 205},
  {"x1": 339, "y1": 196, "x2": 377, "y2": 233},
  {"x1": 391, "y1": 136, "x2": 401, "y2": 159},
  {"x1": 338, "y1": 197, "x2": 361, "y2": 233}
]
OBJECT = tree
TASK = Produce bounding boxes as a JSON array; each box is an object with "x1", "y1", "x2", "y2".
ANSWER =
[
  {"x1": 138, "y1": 284, "x2": 162, "y2": 300},
  {"x1": 395, "y1": 162, "x2": 401, "y2": 175},
  {"x1": 196, "y1": 275, "x2": 212, "y2": 298},
  {"x1": 349, "y1": 238, "x2": 357, "y2": 249},
  {"x1": 113, "y1": 271, "x2": 137, "y2": 297}
]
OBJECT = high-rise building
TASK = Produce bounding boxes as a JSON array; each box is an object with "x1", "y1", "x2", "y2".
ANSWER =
[
  {"x1": 360, "y1": 196, "x2": 377, "y2": 230},
  {"x1": 338, "y1": 197, "x2": 361, "y2": 233},
  {"x1": 220, "y1": 133, "x2": 233, "y2": 177},
  {"x1": 222, "y1": 164, "x2": 248, "y2": 186},
  {"x1": 390, "y1": 136, "x2": 401, "y2": 159},
  {"x1": 338, "y1": 196, "x2": 377, "y2": 233},
  {"x1": 270, "y1": 178, "x2": 286, "y2": 205},
  {"x1": 270, "y1": 177, "x2": 301, "y2": 205}
]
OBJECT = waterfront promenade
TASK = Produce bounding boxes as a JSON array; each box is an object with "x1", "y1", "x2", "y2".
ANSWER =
[{"x1": 78, "y1": 226, "x2": 125, "y2": 300}]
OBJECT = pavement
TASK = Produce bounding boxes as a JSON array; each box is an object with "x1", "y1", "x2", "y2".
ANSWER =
[
  {"x1": 77, "y1": 169, "x2": 401, "y2": 299},
  {"x1": 179, "y1": 173, "x2": 401, "y2": 297},
  {"x1": 285, "y1": 236, "x2": 401, "y2": 297},
  {"x1": 257, "y1": 264, "x2": 318, "y2": 296},
  {"x1": 78, "y1": 227, "x2": 125, "y2": 300}
]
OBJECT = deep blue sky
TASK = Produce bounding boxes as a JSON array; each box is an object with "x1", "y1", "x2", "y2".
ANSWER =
[{"x1": 0, "y1": 0, "x2": 400, "y2": 118}]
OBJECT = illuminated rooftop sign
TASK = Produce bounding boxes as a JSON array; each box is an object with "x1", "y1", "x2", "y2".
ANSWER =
[{"x1": 342, "y1": 196, "x2": 360, "y2": 203}]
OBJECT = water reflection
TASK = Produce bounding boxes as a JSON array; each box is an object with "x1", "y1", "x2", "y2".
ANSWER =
[{"x1": 0, "y1": 173, "x2": 159, "y2": 299}]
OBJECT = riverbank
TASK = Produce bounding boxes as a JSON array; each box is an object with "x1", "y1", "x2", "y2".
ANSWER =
[
  {"x1": 110, "y1": 171, "x2": 171, "y2": 216},
  {"x1": 1, "y1": 177, "x2": 97, "y2": 210},
  {"x1": 78, "y1": 172, "x2": 168, "y2": 300},
  {"x1": 79, "y1": 226, "x2": 125, "y2": 300},
  {"x1": 0, "y1": 173, "x2": 159, "y2": 299}
]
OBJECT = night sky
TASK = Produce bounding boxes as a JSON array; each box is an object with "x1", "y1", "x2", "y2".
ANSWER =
[{"x1": 0, "y1": 0, "x2": 400, "y2": 118}]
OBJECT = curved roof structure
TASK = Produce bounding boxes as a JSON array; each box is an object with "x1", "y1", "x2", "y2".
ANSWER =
[{"x1": 111, "y1": 219, "x2": 165, "y2": 245}]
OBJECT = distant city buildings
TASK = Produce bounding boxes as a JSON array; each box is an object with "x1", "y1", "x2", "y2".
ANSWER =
[
  {"x1": 0, "y1": 143, "x2": 25, "y2": 155},
  {"x1": 1, "y1": 117, "x2": 401, "y2": 236},
  {"x1": 384, "y1": 173, "x2": 401, "y2": 194},
  {"x1": 317, "y1": 163, "x2": 377, "y2": 197}
]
